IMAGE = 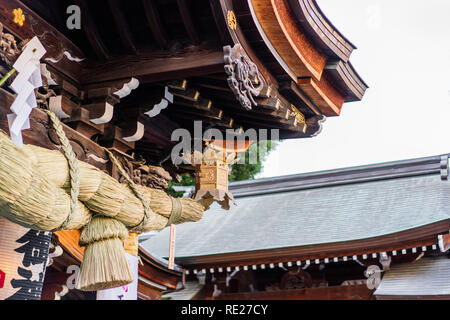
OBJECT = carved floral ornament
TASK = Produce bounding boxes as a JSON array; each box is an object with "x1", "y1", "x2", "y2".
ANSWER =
[
  {"x1": 13, "y1": 8, "x2": 25, "y2": 27},
  {"x1": 224, "y1": 44, "x2": 264, "y2": 110},
  {"x1": 227, "y1": 10, "x2": 237, "y2": 30},
  {"x1": 289, "y1": 104, "x2": 306, "y2": 124}
]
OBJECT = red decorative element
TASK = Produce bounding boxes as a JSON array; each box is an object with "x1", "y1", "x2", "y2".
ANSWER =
[{"x1": 0, "y1": 269, "x2": 5, "y2": 288}]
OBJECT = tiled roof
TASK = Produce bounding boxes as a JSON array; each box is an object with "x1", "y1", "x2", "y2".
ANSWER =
[
  {"x1": 374, "y1": 256, "x2": 450, "y2": 297},
  {"x1": 142, "y1": 155, "x2": 450, "y2": 259},
  {"x1": 163, "y1": 281, "x2": 203, "y2": 300}
]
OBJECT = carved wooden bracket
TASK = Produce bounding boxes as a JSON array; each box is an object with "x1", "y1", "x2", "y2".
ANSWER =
[{"x1": 224, "y1": 44, "x2": 264, "y2": 110}]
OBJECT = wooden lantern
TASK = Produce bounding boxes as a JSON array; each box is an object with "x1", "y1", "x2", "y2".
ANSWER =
[
  {"x1": 195, "y1": 157, "x2": 229, "y2": 193},
  {"x1": 185, "y1": 140, "x2": 254, "y2": 210}
]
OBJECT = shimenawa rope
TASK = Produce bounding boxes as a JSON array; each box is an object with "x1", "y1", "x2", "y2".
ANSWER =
[
  {"x1": 43, "y1": 109, "x2": 79, "y2": 230},
  {"x1": 102, "y1": 148, "x2": 155, "y2": 231}
]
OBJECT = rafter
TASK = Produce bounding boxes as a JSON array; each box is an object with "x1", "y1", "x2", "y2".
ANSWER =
[
  {"x1": 108, "y1": 0, "x2": 137, "y2": 54},
  {"x1": 76, "y1": 0, "x2": 110, "y2": 60},
  {"x1": 176, "y1": 0, "x2": 200, "y2": 44},
  {"x1": 142, "y1": 0, "x2": 169, "y2": 48},
  {"x1": 82, "y1": 50, "x2": 224, "y2": 84}
]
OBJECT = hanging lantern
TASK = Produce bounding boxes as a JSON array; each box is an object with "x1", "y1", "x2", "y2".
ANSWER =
[
  {"x1": 0, "y1": 216, "x2": 51, "y2": 300},
  {"x1": 184, "y1": 139, "x2": 253, "y2": 210}
]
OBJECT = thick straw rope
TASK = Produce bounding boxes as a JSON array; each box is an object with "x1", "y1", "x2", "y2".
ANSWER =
[
  {"x1": 167, "y1": 197, "x2": 182, "y2": 227},
  {"x1": 103, "y1": 148, "x2": 154, "y2": 231},
  {"x1": 103, "y1": 149, "x2": 184, "y2": 230},
  {"x1": 43, "y1": 109, "x2": 79, "y2": 231}
]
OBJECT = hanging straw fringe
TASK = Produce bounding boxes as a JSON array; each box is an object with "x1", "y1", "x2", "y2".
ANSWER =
[{"x1": 77, "y1": 216, "x2": 133, "y2": 291}]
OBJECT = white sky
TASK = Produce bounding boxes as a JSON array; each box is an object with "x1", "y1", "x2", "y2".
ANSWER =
[{"x1": 259, "y1": 0, "x2": 450, "y2": 178}]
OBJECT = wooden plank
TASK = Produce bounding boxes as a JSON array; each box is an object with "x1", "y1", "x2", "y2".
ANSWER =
[
  {"x1": 142, "y1": 0, "x2": 168, "y2": 48},
  {"x1": 82, "y1": 50, "x2": 225, "y2": 84},
  {"x1": 177, "y1": 0, "x2": 200, "y2": 44},
  {"x1": 251, "y1": 0, "x2": 327, "y2": 80},
  {"x1": 297, "y1": 77, "x2": 345, "y2": 116},
  {"x1": 75, "y1": 0, "x2": 110, "y2": 60},
  {"x1": 170, "y1": 104, "x2": 223, "y2": 120},
  {"x1": 287, "y1": 0, "x2": 355, "y2": 62},
  {"x1": 108, "y1": 0, "x2": 137, "y2": 54},
  {"x1": 173, "y1": 97, "x2": 212, "y2": 111},
  {"x1": 215, "y1": 284, "x2": 373, "y2": 300},
  {"x1": 171, "y1": 87, "x2": 200, "y2": 102},
  {"x1": 53, "y1": 230, "x2": 84, "y2": 262},
  {"x1": 279, "y1": 80, "x2": 321, "y2": 116}
]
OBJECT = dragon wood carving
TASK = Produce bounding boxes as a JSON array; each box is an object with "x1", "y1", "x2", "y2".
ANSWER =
[{"x1": 224, "y1": 44, "x2": 263, "y2": 110}]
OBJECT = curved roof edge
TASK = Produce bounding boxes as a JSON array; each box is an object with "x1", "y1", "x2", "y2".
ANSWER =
[
  {"x1": 325, "y1": 60, "x2": 369, "y2": 102},
  {"x1": 287, "y1": 0, "x2": 356, "y2": 62},
  {"x1": 139, "y1": 245, "x2": 184, "y2": 274}
]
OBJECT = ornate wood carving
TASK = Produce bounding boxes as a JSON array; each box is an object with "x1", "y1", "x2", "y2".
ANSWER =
[
  {"x1": 116, "y1": 157, "x2": 173, "y2": 191},
  {"x1": 279, "y1": 268, "x2": 313, "y2": 290},
  {"x1": 0, "y1": 22, "x2": 21, "y2": 66},
  {"x1": 35, "y1": 77, "x2": 57, "y2": 109},
  {"x1": 224, "y1": 44, "x2": 263, "y2": 110}
]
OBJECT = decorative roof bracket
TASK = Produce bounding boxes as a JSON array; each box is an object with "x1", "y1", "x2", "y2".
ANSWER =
[{"x1": 224, "y1": 44, "x2": 264, "y2": 110}]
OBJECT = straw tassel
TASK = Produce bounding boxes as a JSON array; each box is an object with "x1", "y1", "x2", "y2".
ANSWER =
[{"x1": 77, "y1": 216, "x2": 133, "y2": 291}]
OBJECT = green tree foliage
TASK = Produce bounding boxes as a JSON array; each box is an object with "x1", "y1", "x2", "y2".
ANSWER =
[
  {"x1": 229, "y1": 140, "x2": 277, "y2": 181},
  {"x1": 167, "y1": 140, "x2": 278, "y2": 197}
]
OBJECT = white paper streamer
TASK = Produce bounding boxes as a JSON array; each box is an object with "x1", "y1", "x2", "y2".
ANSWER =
[{"x1": 8, "y1": 37, "x2": 46, "y2": 147}]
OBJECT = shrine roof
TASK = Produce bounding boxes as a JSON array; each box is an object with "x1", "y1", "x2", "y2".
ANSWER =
[
  {"x1": 142, "y1": 154, "x2": 450, "y2": 261},
  {"x1": 374, "y1": 256, "x2": 450, "y2": 299}
]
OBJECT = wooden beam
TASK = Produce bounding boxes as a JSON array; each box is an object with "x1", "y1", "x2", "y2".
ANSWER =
[
  {"x1": 297, "y1": 77, "x2": 345, "y2": 116},
  {"x1": 167, "y1": 79, "x2": 188, "y2": 91},
  {"x1": 82, "y1": 50, "x2": 225, "y2": 84},
  {"x1": 234, "y1": 116, "x2": 305, "y2": 133},
  {"x1": 170, "y1": 104, "x2": 223, "y2": 120},
  {"x1": 108, "y1": 0, "x2": 137, "y2": 54},
  {"x1": 142, "y1": 0, "x2": 168, "y2": 48},
  {"x1": 173, "y1": 97, "x2": 212, "y2": 111},
  {"x1": 279, "y1": 80, "x2": 321, "y2": 116},
  {"x1": 251, "y1": 0, "x2": 327, "y2": 80},
  {"x1": 171, "y1": 88, "x2": 200, "y2": 102},
  {"x1": 287, "y1": 0, "x2": 355, "y2": 62},
  {"x1": 0, "y1": 0, "x2": 84, "y2": 81},
  {"x1": 0, "y1": 88, "x2": 110, "y2": 171},
  {"x1": 76, "y1": 0, "x2": 110, "y2": 60},
  {"x1": 177, "y1": 0, "x2": 200, "y2": 44},
  {"x1": 215, "y1": 284, "x2": 373, "y2": 300}
]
